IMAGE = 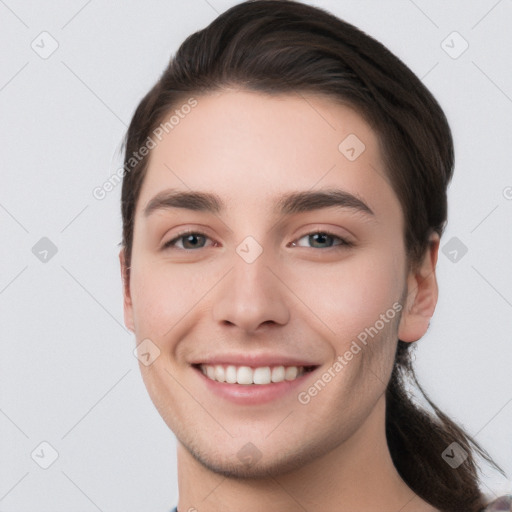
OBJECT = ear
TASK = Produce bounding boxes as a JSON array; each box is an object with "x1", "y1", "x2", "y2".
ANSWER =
[
  {"x1": 119, "y1": 248, "x2": 135, "y2": 332},
  {"x1": 398, "y1": 232, "x2": 440, "y2": 343}
]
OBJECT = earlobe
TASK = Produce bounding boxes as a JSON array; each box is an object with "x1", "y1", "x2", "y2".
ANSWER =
[
  {"x1": 398, "y1": 233, "x2": 440, "y2": 343},
  {"x1": 119, "y1": 249, "x2": 135, "y2": 332}
]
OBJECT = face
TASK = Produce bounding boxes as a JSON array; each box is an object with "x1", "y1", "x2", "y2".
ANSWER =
[{"x1": 121, "y1": 89, "x2": 434, "y2": 477}]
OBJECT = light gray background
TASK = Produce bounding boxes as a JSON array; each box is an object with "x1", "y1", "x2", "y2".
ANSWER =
[{"x1": 1, "y1": 1, "x2": 511, "y2": 510}]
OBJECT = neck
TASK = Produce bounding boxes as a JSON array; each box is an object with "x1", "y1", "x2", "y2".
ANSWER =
[{"x1": 175, "y1": 396, "x2": 437, "y2": 512}]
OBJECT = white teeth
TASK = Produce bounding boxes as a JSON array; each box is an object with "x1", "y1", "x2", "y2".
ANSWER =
[
  {"x1": 225, "y1": 365, "x2": 237, "y2": 383},
  {"x1": 253, "y1": 366, "x2": 271, "y2": 385},
  {"x1": 285, "y1": 366, "x2": 298, "y2": 381},
  {"x1": 199, "y1": 364, "x2": 307, "y2": 385},
  {"x1": 271, "y1": 365, "x2": 285, "y2": 383},
  {"x1": 214, "y1": 365, "x2": 225, "y2": 382},
  {"x1": 237, "y1": 366, "x2": 253, "y2": 385}
]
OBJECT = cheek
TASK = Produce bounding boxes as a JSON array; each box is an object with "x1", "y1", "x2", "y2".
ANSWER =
[
  {"x1": 129, "y1": 255, "x2": 219, "y2": 340},
  {"x1": 286, "y1": 248, "x2": 405, "y2": 345}
]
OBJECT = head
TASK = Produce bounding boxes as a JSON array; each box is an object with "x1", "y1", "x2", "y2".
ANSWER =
[{"x1": 118, "y1": 1, "x2": 496, "y2": 509}]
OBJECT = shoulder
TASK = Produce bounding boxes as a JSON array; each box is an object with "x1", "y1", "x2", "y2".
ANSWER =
[{"x1": 481, "y1": 495, "x2": 512, "y2": 511}]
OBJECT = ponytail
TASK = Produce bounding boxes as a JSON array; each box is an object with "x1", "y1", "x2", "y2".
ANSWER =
[{"x1": 386, "y1": 341, "x2": 506, "y2": 512}]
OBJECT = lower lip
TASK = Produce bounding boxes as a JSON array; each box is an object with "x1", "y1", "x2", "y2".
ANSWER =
[{"x1": 194, "y1": 367, "x2": 317, "y2": 405}]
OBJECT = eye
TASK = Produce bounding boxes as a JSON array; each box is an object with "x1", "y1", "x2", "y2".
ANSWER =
[
  {"x1": 162, "y1": 231, "x2": 215, "y2": 250},
  {"x1": 162, "y1": 229, "x2": 352, "y2": 251},
  {"x1": 291, "y1": 231, "x2": 353, "y2": 249}
]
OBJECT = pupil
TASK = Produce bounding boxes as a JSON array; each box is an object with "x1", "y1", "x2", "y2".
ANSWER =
[
  {"x1": 311, "y1": 233, "x2": 331, "y2": 248},
  {"x1": 185, "y1": 234, "x2": 203, "y2": 249}
]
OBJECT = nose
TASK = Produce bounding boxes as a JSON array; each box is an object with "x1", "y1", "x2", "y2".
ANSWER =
[{"x1": 211, "y1": 251, "x2": 291, "y2": 334}]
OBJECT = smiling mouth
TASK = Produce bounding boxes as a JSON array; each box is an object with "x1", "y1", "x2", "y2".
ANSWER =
[{"x1": 194, "y1": 364, "x2": 317, "y2": 385}]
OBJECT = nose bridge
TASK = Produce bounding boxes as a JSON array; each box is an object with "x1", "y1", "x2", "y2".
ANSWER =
[{"x1": 211, "y1": 240, "x2": 290, "y2": 332}]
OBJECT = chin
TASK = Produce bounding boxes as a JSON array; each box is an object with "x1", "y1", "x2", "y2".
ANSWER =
[{"x1": 181, "y1": 435, "x2": 330, "y2": 480}]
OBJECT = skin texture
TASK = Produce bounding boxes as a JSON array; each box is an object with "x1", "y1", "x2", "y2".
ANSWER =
[{"x1": 120, "y1": 89, "x2": 440, "y2": 512}]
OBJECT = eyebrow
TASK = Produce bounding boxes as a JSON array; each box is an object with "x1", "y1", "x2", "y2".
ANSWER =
[{"x1": 143, "y1": 188, "x2": 374, "y2": 218}]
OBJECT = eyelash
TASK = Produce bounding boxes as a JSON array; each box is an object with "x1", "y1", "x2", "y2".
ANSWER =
[{"x1": 162, "y1": 229, "x2": 354, "y2": 251}]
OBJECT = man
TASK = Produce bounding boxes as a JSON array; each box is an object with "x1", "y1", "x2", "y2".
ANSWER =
[{"x1": 119, "y1": 2, "x2": 509, "y2": 511}]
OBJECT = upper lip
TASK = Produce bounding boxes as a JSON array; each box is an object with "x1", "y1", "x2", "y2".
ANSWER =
[{"x1": 190, "y1": 354, "x2": 320, "y2": 368}]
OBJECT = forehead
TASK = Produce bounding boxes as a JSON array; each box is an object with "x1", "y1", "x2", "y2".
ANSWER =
[{"x1": 137, "y1": 89, "x2": 401, "y2": 224}]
